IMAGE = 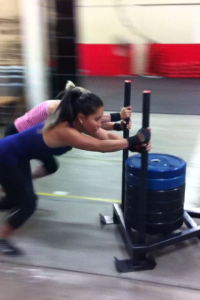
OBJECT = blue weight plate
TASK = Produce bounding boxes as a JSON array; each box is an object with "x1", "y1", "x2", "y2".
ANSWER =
[
  {"x1": 126, "y1": 173, "x2": 185, "y2": 191},
  {"x1": 126, "y1": 153, "x2": 186, "y2": 179}
]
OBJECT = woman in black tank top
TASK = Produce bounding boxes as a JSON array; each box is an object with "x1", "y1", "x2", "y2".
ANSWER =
[{"x1": 0, "y1": 88, "x2": 151, "y2": 256}]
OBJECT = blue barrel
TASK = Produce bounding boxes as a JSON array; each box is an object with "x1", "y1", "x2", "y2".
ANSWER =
[{"x1": 124, "y1": 153, "x2": 186, "y2": 235}]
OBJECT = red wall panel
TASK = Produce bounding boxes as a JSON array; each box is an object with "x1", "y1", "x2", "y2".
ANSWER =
[
  {"x1": 76, "y1": 44, "x2": 133, "y2": 76},
  {"x1": 147, "y1": 44, "x2": 200, "y2": 77}
]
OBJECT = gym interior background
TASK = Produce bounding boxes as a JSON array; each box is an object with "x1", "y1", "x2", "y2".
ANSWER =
[
  {"x1": 1, "y1": 0, "x2": 200, "y2": 299},
  {"x1": 1, "y1": 0, "x2": 200, "y2": 133}
]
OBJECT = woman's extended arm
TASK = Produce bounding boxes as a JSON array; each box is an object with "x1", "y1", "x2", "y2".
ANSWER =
[
  {"x1": 54, "y1": 126, "x2": 150, "y2": 153},
  {"x1": 101, "y1": 106, "x2": 132, "y2": 123},
  {"x1": 101, "y1": 119, "x2": 132, "y2": 131},
  {"x1": 61, "y1": 127, "x2": 128, "y2": 152}
]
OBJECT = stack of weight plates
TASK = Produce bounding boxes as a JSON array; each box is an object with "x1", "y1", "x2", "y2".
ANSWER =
[{"x1": 125, "y1": 153, "x2": 186, "y2": 235}]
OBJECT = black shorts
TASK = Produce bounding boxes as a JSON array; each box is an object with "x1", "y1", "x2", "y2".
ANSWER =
[{"x1": 4, "y1": 123, "x2": 18, "y2": 136}]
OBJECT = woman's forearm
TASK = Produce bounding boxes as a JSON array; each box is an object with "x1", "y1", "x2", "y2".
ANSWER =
[
  {"x1": 97, "y1": 138, "x2": 128, "y2": 152},
  {"x1": 101, "y1": 114, "x2": 111, "y2": 123}
]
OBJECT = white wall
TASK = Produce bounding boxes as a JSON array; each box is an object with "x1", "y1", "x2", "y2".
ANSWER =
[
  {"x1": 75, "y1": 0, "x2": 200, "y2": 74},
  {"x1": 192, "y1": 6, "x2": 200, "y2": 43},
  {"x1": 76, "y1": 0, "x2": 200, "y2": 44}
]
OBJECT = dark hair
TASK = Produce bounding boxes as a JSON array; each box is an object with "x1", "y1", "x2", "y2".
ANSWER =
[
  {"x1": 45, "y1": 89, "x2": 103, "y2": 129},
  {"x1": 54, "y1": 80, "x2": 89, "y2": 100},
  {"x1": 55, "y1": 90, "x2": 65, "y2": 100}
]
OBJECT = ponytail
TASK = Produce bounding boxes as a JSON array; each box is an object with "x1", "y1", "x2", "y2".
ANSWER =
[
  {"x1": 55, "y1": 81, "x2": 76, "y2": 100},
  {"x1": 55, "y1": 80, "x2": 90, "y2": 100},
  {"x1": 44, "y1": 88, "x2": 103, "y2": 130},
  {"x1": 56, "y1": 89, "x2": 82, "y2": 124}
]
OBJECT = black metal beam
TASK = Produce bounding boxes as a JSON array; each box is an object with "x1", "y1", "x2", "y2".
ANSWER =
[
  {"x1": 138, "y1": 91, "x2": 150, "y2": 245},
  {"x1": 121, "y1": 80, "x2": 131, "y2": 212}
]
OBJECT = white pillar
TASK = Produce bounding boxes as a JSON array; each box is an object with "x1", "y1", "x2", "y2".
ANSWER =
[{"x1": 20, "y1": 0, "x2": 49, "y2": 109}]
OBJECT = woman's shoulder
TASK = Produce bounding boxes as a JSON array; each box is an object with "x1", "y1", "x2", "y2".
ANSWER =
[{"x1": 46, "y1": 100, "x2": 61, "y2": 115}]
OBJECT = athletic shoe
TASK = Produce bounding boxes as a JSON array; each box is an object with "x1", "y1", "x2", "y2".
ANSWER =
[{"x1": 0, "y1": 239, "x2": 24, "y2": 256}]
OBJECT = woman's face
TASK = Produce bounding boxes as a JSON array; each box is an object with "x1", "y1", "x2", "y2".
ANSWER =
[{"x1": 81, "y1": 106, "x2": 104, "y2": 134}]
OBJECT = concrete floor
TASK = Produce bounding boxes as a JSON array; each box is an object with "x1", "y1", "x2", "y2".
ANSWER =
[{"x1": 1, "y1": 112, "x2": 200, "y2": 299}]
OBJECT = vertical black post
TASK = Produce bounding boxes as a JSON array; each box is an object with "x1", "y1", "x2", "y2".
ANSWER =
[
  {"x1": 50, "y1": 0, "x2": 78, "y2": 98},
  {"x1": 138, "y1": 91, "x2": 151, "y2": 245},
  {"x1": 121, "y1": 80, "x2": 131, "y2": 212}
]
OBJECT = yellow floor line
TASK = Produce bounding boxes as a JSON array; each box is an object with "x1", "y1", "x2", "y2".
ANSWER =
[{"x1": 37, "y1": 192, "x2": 121, "y2": 203}]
